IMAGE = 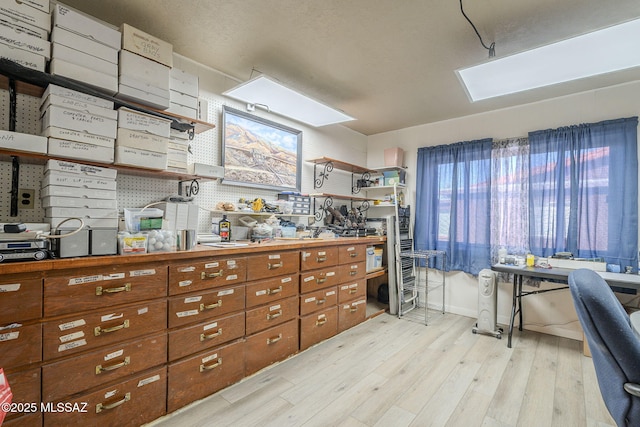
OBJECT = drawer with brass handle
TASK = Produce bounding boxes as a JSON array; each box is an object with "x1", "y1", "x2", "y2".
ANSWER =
[
  {"x1": 245, "y1": 319, "x2": 298, "y2": 376},
  {"x1": 246, "y1": 251, "x2": 299, "y2": 280},
  {"x1": 299, "y1": 306, "x2": 338, "y2": 351},
  {"x1": 245, "y1": 296, "x2": 298, "y2": 335},
  {"x1": 169, "y1": 257, "x2": 246, "y2": 295},
  {"x1": 299, "y1": 286, "x2": 337, "y2": 316},
  {"x1": 300, "y1": 247, "x2": 338, "y2": 271},
  {"x1": 168, "y1": 285, "x2": 245, "y2": 328}
]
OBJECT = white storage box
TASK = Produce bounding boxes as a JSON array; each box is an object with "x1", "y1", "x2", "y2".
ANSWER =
[
  {"x1": 170, "y1": 68, "x2": 198, "y2": 97},
  {"x1": 41, "y1": 93, "x2": 117, "y2": 119},
  {"x1": 49, "y1": 58, "x2": 118, "y2": 95},
  {"x1": 41, "y1": 185, "x2": 116, "y2": 200},
  {"x1": 50, "y1": 26, "x2": 118, "y2": 64},
  {"x1": 166, "y1": 103, "x2": 197, "y2": 120},
  {"x1": 116, "y1": 82, "x2": 170, "y2": 110},
  {"x1": 42, "y1": 127, "x2": 115, "y2": 148},
  {"x1": 117, "y1": 107, "x2": 171, "y2": 138},
  {"x1": 14, "y1": 0, "x2": 49, "y2": 14},
  {"x1": 121, "y1": 23, "x2": 172, "y2": 67},
  {"x1": 46, "y1": 206, "x2": 118, "y2": 219},
  {"x1": 0, "y1": 11, "x2": 47, "y2": 38},
  {"x1": 47, "y1": 216, "x2": 118, "y2": 229},
  {"x1": 119, "y1": 50, "x2": 170, "y2": 89},
  {"x1": 0, "y1": 129, "x2": 46, "y2": 153},
  {"x1": 157, "y1": 202, "x2": 199, "y2": 234},
  {"x1": 41, "y1": 104, "x2": 117, "y2": 138},
  {"x1": 51, "y1": 42, "x2": 118, "y2": 76},
  {"x1": 119, "y1": 75, "x2": 170, "y2": 99},
  {"x1": 0, "y1": 0, "x2": 50, "y2": 32},
  {"x1": 187, "y1": 163, "x2": 224, "y2": 178},
  {"x1": 47, "y1": 138, "x2": 115, "y2": 163},
  {"x1": 0, "y1": 42, "x2": 45, "y2": 71},
  {"x1": 42, "y1": 171, "x2": 117, "y2": 190},
  {"x1": 52, "y1": 3, "x2": 121, "y2": 49},
  {"x1": 40, "y1": 84, "x2": 114, "y2": 110},
  {"x1": 115, "y1": 145, "x2": 168, "y2": 170},
  {"x1": 116, "y1": 128, "x2": 168, "y2": 154},
  {"x1": 167, "y1": 159, "x2": 187, "y2": 170},
  {"x1": 0, "y1": 22, "x2": 49, "y2": 58},
  {"x1": 45, "y1": 158, "x2": 117, "y2": 179},
  {"x1": 42, "y1": 196, "x2": 117, "y2": 209},
  {"x1": 169, "y1": 89, "x2": 198, "y2": 109},
  {"x1": 168, "y1": 140, "x2": 189, "y2": 152},
  {"x1": 167, "y1": 147, "x2": 188, "y2": 163}
]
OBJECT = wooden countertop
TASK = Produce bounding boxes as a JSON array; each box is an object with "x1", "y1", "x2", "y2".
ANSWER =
[{"x1": 0, "y1": 236, "x2": 386, "y2": 274}]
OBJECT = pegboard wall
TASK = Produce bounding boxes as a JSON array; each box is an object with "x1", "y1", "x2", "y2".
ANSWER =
[{"x1": 0, "y1": 85, "x2": 365, "y2": 233}]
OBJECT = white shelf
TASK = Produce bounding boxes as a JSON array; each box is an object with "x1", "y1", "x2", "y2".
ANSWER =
[
  {"x1": 362, "y1": 184, "x2": 405, "y2": 191},
  {"x1": 210, "y1": 210, "x2": 314, "y2": 218}
]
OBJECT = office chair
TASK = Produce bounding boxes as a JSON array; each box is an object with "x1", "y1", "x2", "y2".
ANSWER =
[{"x1": 568, "y1": 269, "x2": 640, "y2": 427}]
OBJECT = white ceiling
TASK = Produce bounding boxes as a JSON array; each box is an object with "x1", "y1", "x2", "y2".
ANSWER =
[{"x1": 62, "y1": 0, "x2": 640, "y2": 136}]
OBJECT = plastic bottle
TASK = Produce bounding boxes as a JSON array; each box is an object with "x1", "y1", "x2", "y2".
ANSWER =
[{"x1": 219, "y1": 215, "x2": 231, "y2": 242}]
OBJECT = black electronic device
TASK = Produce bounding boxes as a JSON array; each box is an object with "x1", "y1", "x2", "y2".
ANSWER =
[{"x1": 3, "y1": 223, "x2": 27, "y2": 233}]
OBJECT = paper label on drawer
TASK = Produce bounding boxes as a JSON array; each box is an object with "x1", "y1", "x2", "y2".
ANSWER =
[
  {"x1": 281, "y1": 277, "x2": 292, "y2": 283},
  {"x1": 326, "y1": 272, "x2": 336, "y2": 276},
  {"x1": 217, "y1": 289, "x2": 234, "y2": 296},
  {"x1": 138, "y1": 374, "x2": 160, "y2": 388},
  {"x1": 269, "y1": 254, "x2": 281, "y2": 259},
  {"x1": 0, "y1": 332, "x2": 19, "y2": 342},
  {"x1": 326, "y1": 291, "x2": 336, "y2": 296},
  {"x1": 302, "y1": 252, "x2": 309, "y2": 260},
  {"x1": 350, "y1": 265, "x2": 359, "y2": 270},
  {"x1": 138, "y1": 307, "x2": 148, "y2": 315},
  {"x1": 58, "y1": 339, "x2": 87, "y2": 352},
  {"x1": 178, "y1": 266, "x2": 196, "y2": 272},
  {"x1": 347, "y1": 246, "x2": 355, "y2": 251},
  {"x1": 101, "y1": 313, "x2": 124, "y2": 322},
  {"x1": 130, "y1": 269, "x2": 156, "y2": 277},
  {"x1": 205, "y1": 262, "x2": 219, "y2": 268},
  {"x1": 203, "y1": 321, "x2": 218, "y2": 331},
  {"x1": 202, "y1": 353, "x2": 218, "y2": 364},
  {"x1": 68, "y1": 273, "x2": 124, "y2": 286},
  {"x1": 105, "y1": 389, "x2": 117, "y2": 399},
  {"x1": 349, "y1": 283, "x2": 359, "y2": 288},
  {"x1": 226, "y1": 274, "x2": 238, "y2": 281},
  {"x1": 0, "y1": 283, "x2": 20, "y2": 292},
  {"x1": 227, "y1": 260, "x2": 236, "y2": 267},
  {"x1": 354, "y1": 299, "x2": 366, "y2": 306},
  {"x1": 256, "y1": 290, "x2": 267, "y2": 296},
  {"x1": 59, "y1": 331, "x2": 84, "y2": 343},
  {"x1": 184, "y1": 296, "x2": 202, "y2": 303},
  {"x1": 58, "y1": 319, "x2": 86, "y2": 331},
  {"x1": 269, "y1": 304, "x2": 281, "y2": 311},
  {"x1": 179, "y1": 280, "x2": 193, "y2": 287},
  {"x1": 304, "y1": 296, "x2": 316, "y2": 303},
  {"x1": 318, "y1": 251, "x2": 326, "y2": 256},
  {"x1": 104, "y1": 349, "x2": 124, "y2": 361},
  {"x1": 304, "y1": 276, "x2": 315, "y2": 282},
  {"x1": 176, "y1": 310, "x2": 199, "y2": 318},
  {"x1": 318, "y1": 314, "x2": 326, "y2": 320}
]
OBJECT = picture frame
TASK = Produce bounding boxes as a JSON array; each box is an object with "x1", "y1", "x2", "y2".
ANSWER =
[{"x1": 221, "y1": 105, "x2": 302, "y2": 192}]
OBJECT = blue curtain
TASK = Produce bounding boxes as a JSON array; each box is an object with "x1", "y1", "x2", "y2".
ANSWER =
[
  {"x1": 528, "y1": 117, "x2": 638, "y2": 270},
  {"x1": 415, "y1": 139, "x2": 492, "y2": 275}
]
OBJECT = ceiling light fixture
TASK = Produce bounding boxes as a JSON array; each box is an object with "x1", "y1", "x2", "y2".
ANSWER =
[
  {"x1": 223, "y1": 74, "x2": 355, "y2": 127},
  {"x1": 456, "y1": 17, "x2": 640, "y2": 102}
]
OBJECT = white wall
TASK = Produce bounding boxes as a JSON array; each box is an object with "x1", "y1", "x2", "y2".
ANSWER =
[{"x1": 366, "y1": 80, "x2": 640, "y2": 340}]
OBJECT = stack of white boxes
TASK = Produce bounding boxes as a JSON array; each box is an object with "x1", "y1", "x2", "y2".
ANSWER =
[
  {"x1": 117, "y1": 24, "x2": 172, "y2": 110},
  {"x1": 0, "y1": 0, "x2": 50, "y2": 71},
  {"x1": 167, "y1": 68, "x2": 199, "y2": 119},
  {"x1": 50, "y1": 3, "x2": 121, "y2": 95},
  {"x1": 115, "y1": 107, "x2": 170, "y2": 170},
  {"x1": 42, "y1": 159, "x2": 118, "y2": 256},
  {"x1": 166, "y1": 128, "x2": 190, "y2": 173},
  {"x1": 41, "y1": 84, "x2": 117, "y2": 163}
]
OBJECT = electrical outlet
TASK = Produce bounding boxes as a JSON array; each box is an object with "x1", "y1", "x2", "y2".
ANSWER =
[{"x1": 19, "y1": 188, "x2": 35, "y2": 209}]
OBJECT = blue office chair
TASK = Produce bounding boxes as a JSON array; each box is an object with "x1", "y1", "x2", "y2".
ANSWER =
[{"x1": 568, "y1": 269, "x2": 640, "y2": 427}]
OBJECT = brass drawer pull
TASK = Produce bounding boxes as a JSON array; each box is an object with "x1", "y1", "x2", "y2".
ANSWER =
[
  {"x1": 95, "y1": 356, "x2": 130, "y2": 374},
  {"x1": 267, "y1": 286, "x2": 283, "y2": 295},
  {"x1": 201, "y1": 270, "x2": 223, "y2": 279},
  {"x1": 200, "y1": 358, "x2": 222, "y2": 372},
  {"x1": 267, "y1": 334, "x2": 282, "y2": 344},
  {"x1": 349, "y1": 289, "x2": 358, "y2": 294},
  {"x1": 316, "y1": 256, "x2": 327, "y2": 262},
  {"x1": 267, "y1": 310, "x2": 282, "y2": 320},
  {"x1": 200, "y1": 328, "x2": 223, "y2": 341},
  {"x1": 349, "y1": 252, "x2": 358, "y2": 257},
  {"x1": 316, "y1": 277, "x2": 327, "y2": 284},
  {"x1": 200, "y1": 300, "x2": 223, "y2": 311},
  {"x1": 350, "y1": 307, "x2": 358, "y2": 313},
  {"x1": 349, "y1": 271, "x2": 357, "y2": 276},
  {"x1": 316, "y1": 318, "x2": 327, "y2": 326},
  {"x1": 95, "y1": 282, "x2": 131, "y2": 296},
  {"x1": 96, "y1": 392, "x2": 130, "y2": 413},
  {"x1": 94, "y1": 319, "x2": 130, "y2": 336},
  {"x1": 316, "y1": 298, "x2": 326, "y2": 305},
  {"x1": 268, "y1": 262, "x2": 283, "y2": 269}
]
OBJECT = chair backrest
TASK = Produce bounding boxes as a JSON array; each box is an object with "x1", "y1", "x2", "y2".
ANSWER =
[{"x1": 568, "y1": 268, "x2": 640, "y2": 427}]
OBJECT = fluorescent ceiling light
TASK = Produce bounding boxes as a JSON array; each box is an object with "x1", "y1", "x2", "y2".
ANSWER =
[
  {"x1": 456, "y1": 17, "x2": 640, "y2": 102},
  {"x1": 223, "y1": 75, "x2": 355, "y2": 127}
]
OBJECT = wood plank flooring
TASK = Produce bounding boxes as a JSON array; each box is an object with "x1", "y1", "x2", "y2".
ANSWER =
[{"x1": 146, "y1": 312, "x2": 615, "y2": 427}]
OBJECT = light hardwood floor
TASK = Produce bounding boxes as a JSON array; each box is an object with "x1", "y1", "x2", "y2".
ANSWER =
[{"x1": 147, "y1": 312, "x2": 615, "y2": 427}]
